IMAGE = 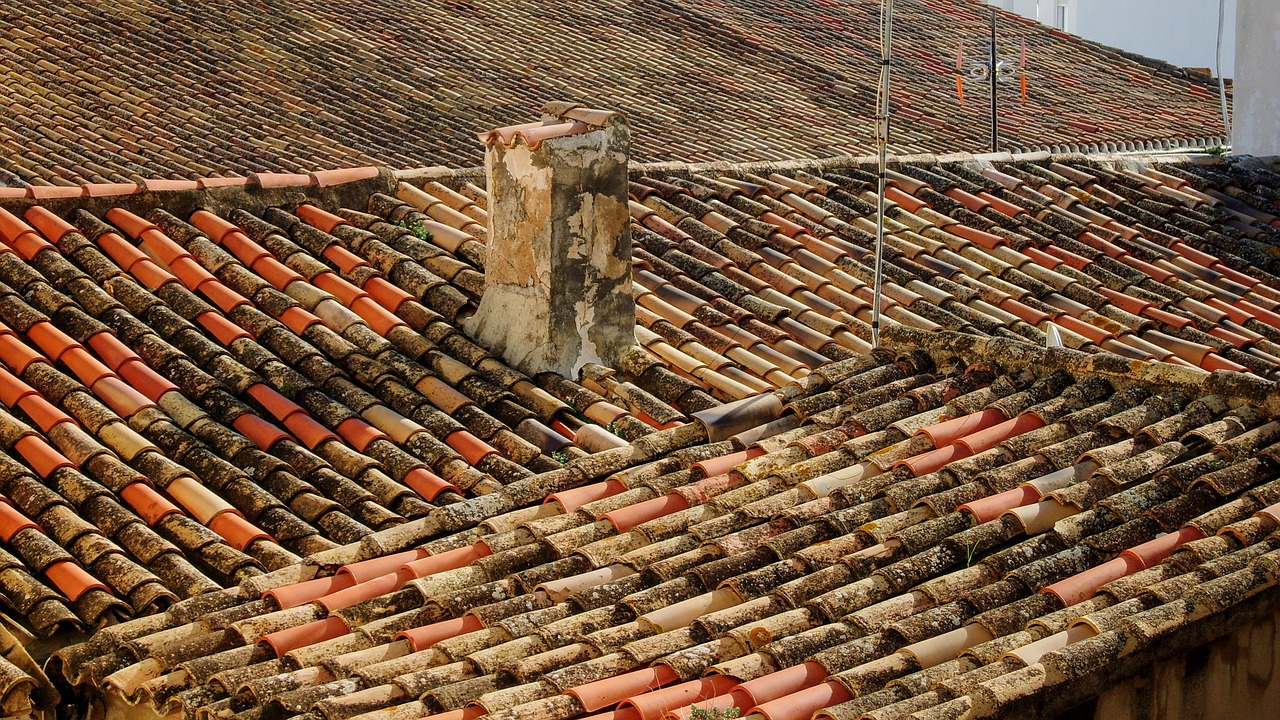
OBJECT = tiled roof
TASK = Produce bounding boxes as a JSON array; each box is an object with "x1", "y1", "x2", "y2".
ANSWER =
[
  {"x1": 0, "y1": 0, "x2": 1230, "y2": 187},
  {"x1": 0, "y1": 152, "x2": 1273, "y2": 719},
  {"x1": 625, "y1": 156, "x2": 1280, "y2": 383}
]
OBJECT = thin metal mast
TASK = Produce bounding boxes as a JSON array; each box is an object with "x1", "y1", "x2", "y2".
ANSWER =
[
  {"x1": 1215, "y1": 0, "x2": 1231, "y2": 145},
  {"x1": 872, "y1": 0, "x2": 893, "y2": 348},
  {"x1": 989, "y1": 9, "x2": 1000, "y2": 153}
]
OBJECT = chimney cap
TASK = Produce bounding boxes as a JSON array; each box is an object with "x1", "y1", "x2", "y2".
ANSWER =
[
  {"x1": 477, "y1": 103, "x2": 625, "y2": 149},
  {"x1": 541, "y1": 102, "x2": 625, "y2": 127}
]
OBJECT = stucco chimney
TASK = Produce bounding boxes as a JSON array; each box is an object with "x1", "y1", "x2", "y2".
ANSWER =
[
  {"x1": 466, "y1": 103, "x2": 634, "y2": 377},
  {"x1": 1234, "y1": 0, "x2": 1280, "y2": 156}
]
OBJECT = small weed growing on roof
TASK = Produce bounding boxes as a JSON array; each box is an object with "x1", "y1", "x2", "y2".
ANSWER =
[
  {"x1": 690, "y1": 707, "x2": 739, "y2": 720},
  {"x1": 394, "y1": 218, "x2": 434, "y2": 242},
  {"x1": 964, "y1": 540, "x2": 980, "y2": 568},
  {"x1": 606, "y1": 419, "x2": 622, "y2": 437},
  {"x1": 1204, "y1": 145, "x2": 1229, "y2": 156},
  {"x1": 278, "y1": 380, "x2": 301, "y2": 400},
  {"x1": 551, "y1": 449, "x2": 571, "y2": 465}
]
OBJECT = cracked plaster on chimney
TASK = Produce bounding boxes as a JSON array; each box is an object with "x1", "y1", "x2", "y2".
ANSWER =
[{"x1": 466, "y1": 107, "x2": 635, "y2": 379}]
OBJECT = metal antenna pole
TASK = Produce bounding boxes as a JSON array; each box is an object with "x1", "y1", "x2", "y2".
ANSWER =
[
  {"x1": 1215, "y1": 0, "x2": 1231, "y2": 145},
  {"x1": 872, "y1": 0, "x2": 893, "y2": 348},
  {"x1": 989, "y1": 9, "x2": 1000, "y2": 153}
]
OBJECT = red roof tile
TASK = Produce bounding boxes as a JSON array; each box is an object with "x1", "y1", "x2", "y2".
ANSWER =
[
  {"x1": 1, "y1": 151, "x2": 1279, "y2": 720},
  {"x1": 0, "y1": 2, "x2": 1233, "y2": 189}
]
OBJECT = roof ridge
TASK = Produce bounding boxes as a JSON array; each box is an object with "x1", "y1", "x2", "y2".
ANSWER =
[
  {"x1": 392, "y1": 151, "x2": 1245, "y2": 190},
  {"x1": 0, "y1": 167, "x2": 391, "y2": 201},
  {"x1": 2, "y1": 150, "x2": 1255, "y2": 216},
  {"x1": 883, "y1": 325, "x2": 1280, "y2": 416}
]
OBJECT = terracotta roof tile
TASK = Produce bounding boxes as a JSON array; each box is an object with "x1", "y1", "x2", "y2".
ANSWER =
[
  {"x1": 0, "y1": 3, "x2": 1237, "y2": 187},
  {"x1": 0, "y1": 150, "x2": 1273, "y2": 718}
]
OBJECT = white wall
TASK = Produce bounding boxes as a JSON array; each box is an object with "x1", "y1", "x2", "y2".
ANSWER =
[
  {"x1": 990, "y1": 0, "x2": 1067, "y2": 29},
  {"x1": 1233, "y1": 0, "x2": 1280, "y2": 156},
  {"x1": 991, "y1": 0, "x2": 1236, "y2": 77}
]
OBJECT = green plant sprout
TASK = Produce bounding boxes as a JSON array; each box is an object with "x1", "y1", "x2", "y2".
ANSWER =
[
  {"x1": 394, "y1": 218, "x2": 434, "y2": 242},
  {"x1": 689, "y1": 707, "x2": 740, "y2": 720}
]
